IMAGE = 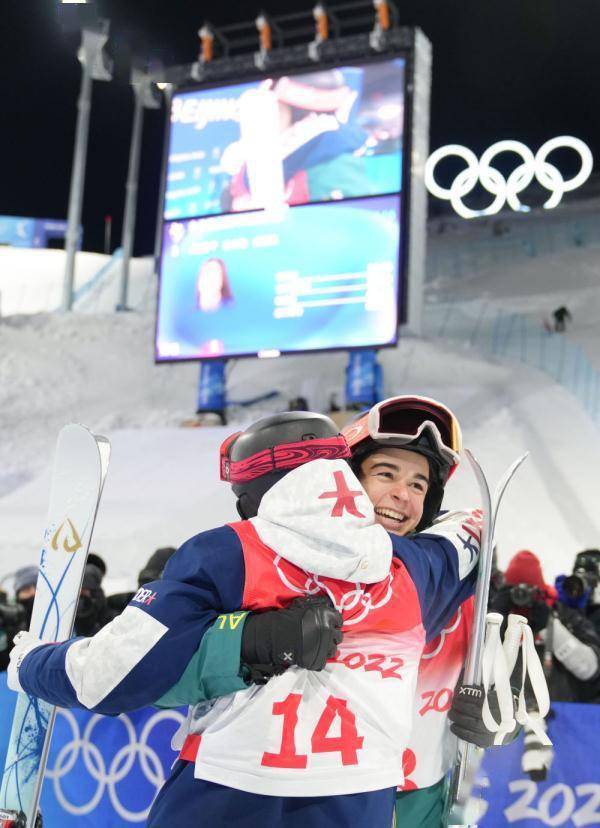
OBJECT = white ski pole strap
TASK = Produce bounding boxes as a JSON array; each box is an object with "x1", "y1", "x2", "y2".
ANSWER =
[
  {"x1": 503, "y1": 613, "x2": 524, "y2": 678},
  {"x1": 514, "y1": 618, "x2": 552, "y2": 747},
  {"x1": 522, "y1": 622, "x2": 551, "y2": 719},
  {"x1": 481, "y1": 613, "x2": 516, "y2": 744}
]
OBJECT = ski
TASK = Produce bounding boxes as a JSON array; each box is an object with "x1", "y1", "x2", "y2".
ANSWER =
[
  {"x1": 445, "y1": 450, "x2": 529, "y2": 827},
  {"x1": 0, "y1": 424, "x2": 110, "y2": 828}
]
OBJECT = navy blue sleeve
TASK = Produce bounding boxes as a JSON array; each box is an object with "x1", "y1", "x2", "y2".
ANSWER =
[
  {"x1": 18, "y1": 525, "x2": 245, "y2": 715},
  {"x1": 391, "y1": 527, "x2": 477, "y2": 642}
]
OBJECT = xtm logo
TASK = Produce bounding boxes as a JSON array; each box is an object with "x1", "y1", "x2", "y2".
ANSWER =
[
  {"x1": 133, "y1": 587, "x2": 158, "y2": 606},
  {"x1": 51, "y1": 519, "x2": 82, "y2": 554}
]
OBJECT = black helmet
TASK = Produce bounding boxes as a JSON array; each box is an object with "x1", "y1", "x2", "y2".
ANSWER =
[
  {"x1": 574, "y1": 549, "x2": 600, "y2": 576},
  {"x1": 138, "y1": 547, "x2": 177, "y2": 587},
  {"x1": 220, "y1": 411, "x2": 350, "y2": 519}
]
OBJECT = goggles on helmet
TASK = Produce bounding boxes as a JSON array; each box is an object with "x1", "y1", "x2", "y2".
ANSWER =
[
  {"x1": 220, "y1": 432, "x2": 351, "y2": 484},
  {"x1": 343, "y1": 395, "x2": 462, "y2": 473}
]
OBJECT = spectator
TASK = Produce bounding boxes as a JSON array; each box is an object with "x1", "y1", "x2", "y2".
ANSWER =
[
  {"x1": 552, "y1": 306, "x2": 571, "y2": 333},
  {"x1": 491, "y1": 549, "x2": 600, "y2": 779},
  {"x1": 553, "y1": 550, "x2": 600, "y2": 704},
  {"x1": 13, "y1": 566, "x2": 38, "y2": 624},
  {"x1": 0, "y1": 565, "x2": 38, "y2": 671},
  {"x1": 74, "y1": 558, "x2": 108, "y2": 637},
  {"x1": 491, "y1": 550, "x2": 554, "y2": 638},
  {"x1": 560, "y1": 549, "x2": 600, "y2": 638},
  {"x1": 105, "y1": 547, "x2": 177, "y2": 623},
  {"x1": 137, "y1": 547, "x2": 177, "y2": 587}
]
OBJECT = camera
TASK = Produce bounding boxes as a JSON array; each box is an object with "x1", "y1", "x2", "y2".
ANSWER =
[
  {"x1": 562, "y1": 568, "x2": 598, "y2": 600},
  {"x1": 509, "y1": 583, "x2": 544, "y2": 608},
  {"x1": 0, "y1": 602, "x2": 27, "y2": 630},
  {"x1": 0, "y1": 602, "x2": 29, "y2": 666}
]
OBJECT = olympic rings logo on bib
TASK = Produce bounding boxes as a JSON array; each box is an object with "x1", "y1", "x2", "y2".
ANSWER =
[
  {"x1": 425, "y1": 137, "x2": 593, "y2": 218},
  {"x1": 272, "y1": 556, "x2": 393, "y2": 625}
]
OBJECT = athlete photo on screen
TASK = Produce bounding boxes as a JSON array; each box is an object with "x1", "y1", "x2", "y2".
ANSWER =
[
  {"x1": 165, "y1": 59, "x2": 405, "y2": 220},
  {"x1": 196, "y1": 258, "x2": 234, "y2": 313}
]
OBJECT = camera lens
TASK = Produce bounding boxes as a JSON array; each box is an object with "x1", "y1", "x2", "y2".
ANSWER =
[
  {"x1": 510, "y1": 583, "x2": 534, "y2": 607},
  {"x1": 563, "y1": 574, "x2": 585, "y2": 599}
]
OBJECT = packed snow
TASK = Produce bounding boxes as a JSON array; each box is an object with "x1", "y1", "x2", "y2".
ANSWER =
[{"x1": 1, "y1": 239, "x2": 599, "y2": 597}]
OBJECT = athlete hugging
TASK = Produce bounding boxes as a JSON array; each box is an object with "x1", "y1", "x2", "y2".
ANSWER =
[{"x1": 9, "y1": 396, "x2": 487, "y2": 828}]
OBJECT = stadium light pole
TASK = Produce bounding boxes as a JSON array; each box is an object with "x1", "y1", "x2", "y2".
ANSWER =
[
  {"x1": 116, "y1": 69, "x2": 161, "y2": 311},
  {"x1": 61, "y1": 16, "x2": 113, "y2": 312}
]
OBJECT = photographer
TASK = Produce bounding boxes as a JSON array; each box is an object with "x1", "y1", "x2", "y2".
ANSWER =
[
  {"x1": 0, "y1": 566, "x2": 38, "y2": 671},
  {"x1": 74, "y1": 554, "x2": 109, "y2": 637},
  {"x1": 490, "y1": 551, "x2": 555, "y2": 639},
  {"x1": 558, "y1": 549, "x2": 600, "y2": 636},
  {"x1": 552, "y1": 549, "x2": 600, "y2": 704},
  {"x1": 581, "y1": 549, "x2": 600, "y2": 636}
]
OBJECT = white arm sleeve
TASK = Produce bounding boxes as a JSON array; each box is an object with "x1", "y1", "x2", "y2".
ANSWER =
[
  {"x1": 552, "y1": 616, "x2": 599, "y2": 680},
  {"x1": 65, "y1": 605, "x2": 168, "y2": 708}
]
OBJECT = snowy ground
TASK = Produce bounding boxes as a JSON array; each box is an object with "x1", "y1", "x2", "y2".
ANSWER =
[{"x1": 1, "y1": 240, "x2": 599, "y2": 596}]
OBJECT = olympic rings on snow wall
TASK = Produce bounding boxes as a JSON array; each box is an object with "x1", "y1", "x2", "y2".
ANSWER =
[{"x1": 424, "y1": 137, "x2": 593, "y2": 219}]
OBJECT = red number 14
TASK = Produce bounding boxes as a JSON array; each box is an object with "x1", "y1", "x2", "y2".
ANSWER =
[{"x1": 262, "y1": 693, "x2": 364, "y2": 769}]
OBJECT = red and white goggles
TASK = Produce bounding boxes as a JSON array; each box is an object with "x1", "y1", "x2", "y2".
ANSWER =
[
  {"x1": 220, "y1": 432, "x2": 351, "y2": 484},
  {"x1": 345, "y1": 395, "x2": 462, "y2": 470}
]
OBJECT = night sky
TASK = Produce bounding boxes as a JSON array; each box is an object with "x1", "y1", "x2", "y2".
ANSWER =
[{"x1": 4, "y1": 0, "x2": 600, "y2": 253}]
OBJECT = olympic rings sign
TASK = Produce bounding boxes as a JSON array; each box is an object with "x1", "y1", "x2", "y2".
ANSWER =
[
  {"x1": 424, "y1": 136, "x2": 593, "y2": 219},
  {"x1": 45, "y1": 707, "x2": 185, "y2": 822}
]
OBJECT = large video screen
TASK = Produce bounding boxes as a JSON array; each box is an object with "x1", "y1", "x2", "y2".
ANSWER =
[
  {"x1": 157, "y1": 196, "x2": 400, "y2": 360},
  {"x1": 157, "y1": 57, "x2": 407, "y2": 361}
]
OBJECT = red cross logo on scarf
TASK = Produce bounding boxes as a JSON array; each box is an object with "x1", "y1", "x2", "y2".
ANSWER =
[{"x1": 318, "y1": 470, "x2": 365, "y2": 518}]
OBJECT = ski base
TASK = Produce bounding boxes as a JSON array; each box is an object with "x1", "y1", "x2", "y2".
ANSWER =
[
  {"x1": 445, "y1": 450, "x2": 529, "y2": 826},
  {"x1": 0, "y1": 425, "x2": 110, "y2": 827}
]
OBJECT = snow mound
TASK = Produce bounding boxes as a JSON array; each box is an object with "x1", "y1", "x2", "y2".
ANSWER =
[{"x1": 1, "y1": 299, "x2": 599, "y2": 593}]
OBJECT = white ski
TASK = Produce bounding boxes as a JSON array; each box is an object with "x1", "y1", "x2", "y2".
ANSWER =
[
  {"x1": 445, "y1": 450, "x2": 529, "y2": 827},
  {"x1": 0, "y1": 425, "x2": 110, "y2": 828}
]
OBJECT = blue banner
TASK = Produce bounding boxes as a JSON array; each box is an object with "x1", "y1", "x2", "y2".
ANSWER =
[
  {"x1": 0, "y1": 673, "x2": 185, "y2": 826},
  {"x1": 0, "y1": 216, "x2": 69, "y2": 249},
  {"x1": 1, "y1": 672, "x2": 598, "y2": 827},
  {"x1": 478, "y1": 703, "x2": 600, "y2": 827},
  {"x1": 345, "y1": 349, "x2": 383, "y2": 406},
  {"x1": 197, "y1": 360, "x2": 226, "y2": 413}
]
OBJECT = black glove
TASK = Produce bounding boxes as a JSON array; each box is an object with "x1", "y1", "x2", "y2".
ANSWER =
[
  {"x1": 241, "y1": 595, "x2": 343, "y2": 683},
  {"x1": 448, "y1": 682, "x2": 521, "y2": 748}
]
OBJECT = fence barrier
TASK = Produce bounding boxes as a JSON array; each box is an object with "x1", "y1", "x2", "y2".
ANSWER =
[{"x1": 423, "y1": 298, "x2": 600, "y2": 426}]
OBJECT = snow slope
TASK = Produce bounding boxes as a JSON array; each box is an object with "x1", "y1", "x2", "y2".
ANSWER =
[
  {"x1": 0, "y1": 247, "x2": 155, "y2": 317},
  {"x1": 427, "y1": 235, "x2": 600, "y2": 371},
  {"x1": 1, "y1": 242, "x2": 599, "y2": 595},
  {"x1": 2, "y1": 318, "x2": 599, "y2": 595}
]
